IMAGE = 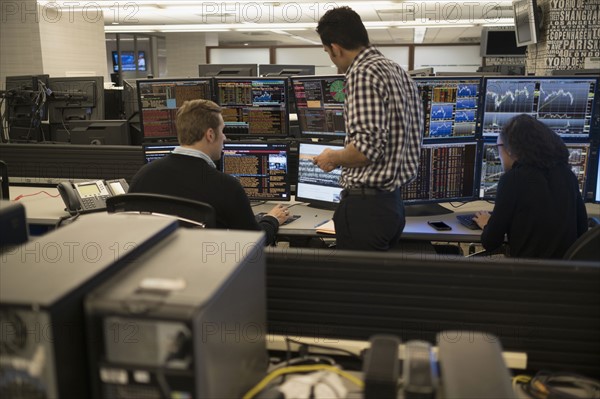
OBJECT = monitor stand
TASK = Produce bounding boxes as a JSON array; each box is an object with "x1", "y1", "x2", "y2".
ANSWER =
[{"x1": 405, "y1": 203, "x2": 453, "y2": 217}]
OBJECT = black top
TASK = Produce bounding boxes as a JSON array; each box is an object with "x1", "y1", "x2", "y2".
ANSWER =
[
  {"x1": 129, "y1": 154, "x2": 279, "y2": 245},
  {"x1": 481, "y1": 162, "x2": 588, "y2": 258}
]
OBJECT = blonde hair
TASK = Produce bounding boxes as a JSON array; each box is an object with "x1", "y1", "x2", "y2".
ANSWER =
[{"x1": 175, "y1": 99, "x2": 222, "y2": 145}]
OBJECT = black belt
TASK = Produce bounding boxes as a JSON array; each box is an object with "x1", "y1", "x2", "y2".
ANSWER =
[{"x1": 341, "y1": 187, "x2": 392, "y2": 198}]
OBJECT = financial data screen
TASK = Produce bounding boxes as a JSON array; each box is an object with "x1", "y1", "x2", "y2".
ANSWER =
[
  {"x1": 414, "y1": 77, "x2": 482, "y2": 140},
  {"x1": 142, "y1": 143, "x2": 178, "y2": 164},
  {"x1": 215, "y1": 78, "x2": 288, "y2": 137},
  {"x1": 138, "y1": 79, "x2": 213, "y2": 140},
  {"x1": 296, "y1": 142, "x2": 343, "y2": 207},
  {"x1": 481, "y1": 77, "x2": 598, "y2": 139},
  {"x1": 292, "y1": 75, "x2": 346, "y2": 138},
  {"x1": 221, "y1": 141, "x2": 290, "y2": 201}
]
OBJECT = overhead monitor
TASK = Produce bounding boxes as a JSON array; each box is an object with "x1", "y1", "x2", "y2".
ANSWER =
[
  {"x1": 295, "y1": 142, "x2": 343, "y2": 209},
  {"x1": 137, "y1": 78, "x2": 214, "y2": 141},
  {"x1": 513, "y1": 0, "x2": 541, "y2": 47},
  {"x1": 221, "y1": 141, "x2": 291, "y2": 201},
  {"x1": 214, "y1": 77, "x2": 289, "y2": 138},
  {"x1": 481, "y1": 76, "x2": 599, "y2": 140},
  {"x1": 479, "y1": 140, "x2": 592, "y2": 199},
  {"x1": 142, "y1": 143, "x2": 178, "y2": 164},
  {"x1": 480, "y1": 28, "x2": 527, "y2": 57},
  {"x1": 259, "y1": 64, "x2": 315, "y2": 77},
  {"x1": 414, "y1": 77, "x2": 483, "y2": 141},
  {"x1": 292, "y1": 75, "x2": 346, "y2": 139},
  {"x1": 47, "y1": 76, "x2": 104, "y2": 123},
  {"x1": 199, "y1": 64, "x2": 258, "y2": 77},
  {"x1": 402, "y1": 141, "x2": 479, "y2": 204},
  {"x1": 112, "y1": 51, "x2": 146, "y2": 72}
]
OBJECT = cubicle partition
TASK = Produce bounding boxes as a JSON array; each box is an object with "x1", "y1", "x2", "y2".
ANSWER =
[
  {"x1": 264, "y1": 248, "x2": 600, "y2": 377},
  {"x1": 0, "y1": 144, "x2": 143, "y2": 184}
]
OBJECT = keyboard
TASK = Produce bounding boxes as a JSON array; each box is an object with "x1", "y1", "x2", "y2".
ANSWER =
[
  {"x1": 456, "y1": 214, "x2": 481, "y2": 230},
  {"x1": 255, "y1": 212, "x2": 301, "y2": 225}
]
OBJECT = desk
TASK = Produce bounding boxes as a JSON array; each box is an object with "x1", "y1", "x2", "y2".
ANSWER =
[{"x1": 9, "y1": 185, "x2": 69, "y2": 229}]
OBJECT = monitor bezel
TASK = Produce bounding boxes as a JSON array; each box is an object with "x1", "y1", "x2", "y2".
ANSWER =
[
  {"x1": 513, "y1": 0, "x2": 541, "y2": 47},
  {"x1": 137, "y1": 77, "x2": 215, "y2": 142},
  {"x1": 213, "y1": 77, "x2": 290, "y2": 139}
]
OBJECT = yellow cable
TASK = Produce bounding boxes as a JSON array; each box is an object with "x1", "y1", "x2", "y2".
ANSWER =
[{"x1": 242, "y1": 364, "x2": 364, "y2": 399}]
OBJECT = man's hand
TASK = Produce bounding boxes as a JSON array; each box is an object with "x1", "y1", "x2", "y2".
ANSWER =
[{"x1": 313, "y1": 148, "x2": 339, "y2": 172}]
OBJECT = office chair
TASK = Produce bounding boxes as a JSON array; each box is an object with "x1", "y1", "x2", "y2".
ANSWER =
[
  {"x1": 106, "y1": 193, "x2": 217, "y2": 229},
  {"x1": 0, "y1": 160, "x2": 9, "y2": 200},
  {"x1": 563, "y1": 226, "x2": 600, "y2": 261}
]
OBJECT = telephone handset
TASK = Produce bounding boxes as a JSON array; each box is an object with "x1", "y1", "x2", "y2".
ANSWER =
[{"x1": 57, "y1": 179, "x2": 129, "y2": 214}]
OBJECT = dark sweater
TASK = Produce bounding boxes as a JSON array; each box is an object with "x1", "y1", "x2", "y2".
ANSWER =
[
  {"x1": 128, "y1": 154, "x2": 279, "y2": 244},
  {"x1": 481, "y1": 162, "x2": 588, "y2": 259}
]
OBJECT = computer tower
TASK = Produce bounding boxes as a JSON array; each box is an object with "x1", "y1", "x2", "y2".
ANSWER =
[
  {"x1": 0, "y1": 213, "x2": 178, "y2": 398},
  {"x1": 85, "y1": 229, "x2": 268, "y2": 399}
]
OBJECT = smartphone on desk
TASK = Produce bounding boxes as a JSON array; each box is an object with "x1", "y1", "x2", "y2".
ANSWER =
[
  {"x1": 427, "y1": 221, "x2": 452, "y2": 231},
  {"x1": 57, "y1": 179, "x2": 128, "y2": 215}
]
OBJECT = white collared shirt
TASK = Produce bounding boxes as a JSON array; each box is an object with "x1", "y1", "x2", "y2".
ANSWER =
[{"x1": 172, "y1": 146, "x2": 216, "y2": 169}]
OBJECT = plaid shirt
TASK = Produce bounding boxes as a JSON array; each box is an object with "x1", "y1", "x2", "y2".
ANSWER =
[{"x1": 342, "y1": 46, "x2": 423, "y2": 191}]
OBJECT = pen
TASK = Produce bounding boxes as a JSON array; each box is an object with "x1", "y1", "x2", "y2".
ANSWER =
[{"x1": 314, "y1": 219, "x2": 330, "y2": 228}]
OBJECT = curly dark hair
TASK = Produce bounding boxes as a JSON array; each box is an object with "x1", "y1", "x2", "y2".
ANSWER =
[
  {"x1": 500, "y1": 114, "x2": 569, "y2": 169},
  {"x1": 316, "y1": 6, "x2": 370, "y2": 50}
]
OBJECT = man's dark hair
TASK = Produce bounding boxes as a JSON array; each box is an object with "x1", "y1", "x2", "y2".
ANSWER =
[
  {"x1": 501, "y1": 114, "x2": 569, "y2": 169},
  {"x1": 316, "y1": 6, "x2": 370, "y2": 50}
]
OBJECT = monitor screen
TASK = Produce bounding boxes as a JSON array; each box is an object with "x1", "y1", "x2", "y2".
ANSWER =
[
  {"x1": 414, "y1": 77, "x2": 483, "y2": 140},
  {"x1": 295, "y1": 142, "x2": 343, "y2": 209},
  {"x1": 479, "y1": 140, "x2": 592, "y2": 199},
  {"x1": 292, "y1": 75, "x2": 346, "y2": 139},
  {"x1": 402, "y1": 141, "x2": 479, "y2": 204},
  {"x1": 142, "y1": 143, "x2": 178, "y2": 164},
  {"x1": 595, "y1": 145, "x2": 600, "y2": 203},
  {"x1": 112, "y1": 51, "x2": 146, "y2": 72},
  {"x1": 137, "y1": 78, "x2": 213, "y2": 140},
  {"x1": 214, "y1": 78, "x2": 289, "y2": 138},
  {"x1": 513, "y1": 0, "x2": 540, "y2": 47},
  {"x1": 198, "y1": 64, "x2": 258, "y2": 77},
  {"x1": 221, "y1": 141, "x2": 291, "y2": 201},
  {"x1": 481, "y1": 76, "x2": 599, "y2": 140}
]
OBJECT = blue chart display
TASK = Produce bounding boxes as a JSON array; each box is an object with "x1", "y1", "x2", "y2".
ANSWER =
[
  {"x1": 482, "y1": 77, "x2": 598, "y2": 138},
  {"x1": 414, "y1": 77, "x2": 482, "y2": 140}
]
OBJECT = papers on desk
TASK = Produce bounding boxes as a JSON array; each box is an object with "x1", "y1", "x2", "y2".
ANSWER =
[{"x1": 315, "y1": 219, "x2": 335, "y2": 235}]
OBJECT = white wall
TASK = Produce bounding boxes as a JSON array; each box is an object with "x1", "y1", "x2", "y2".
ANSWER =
[
  {"x1": 210, "y1": 48, "x2": 270, "y2": 64},
  {"x1": 0, "y1": 0, "x2": 44, "y2": 89},
  {"x1": 165, "y1": 33, "x2": 208, "y2": 78},
  {"x1": 414, "y1": 45, "x2": 481, "y2": 73},
  {"x1": 38, "y1": 7, "x2": 108, "y2": 79}
]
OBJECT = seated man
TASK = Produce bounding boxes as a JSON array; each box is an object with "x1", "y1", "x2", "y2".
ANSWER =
[{"x1": 129, "y1": 99, "x2": 291, "y2": 245}]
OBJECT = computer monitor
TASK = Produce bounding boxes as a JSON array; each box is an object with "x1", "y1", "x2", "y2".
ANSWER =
[
  {"x1": 479, "y1": 140, "x2": 593, "y2": 199},
  {"x1": 480, "y1": 28, "x2": 527, "y2": 57},
  {"x1": 295, "y1": 142, "x2": 343, "y2": 209},
  {"x1": 112, "y1": 50, "x2": 146, "y2": 72},
  {"x1": 198, "y1": 64, "x2": 258, "y2": 77},
  {"x1": 259, "y1": 64, "x2": 315, "y2": 77},
  {"x1": 50, "y1": 120, "x2": 130, "y2": 145},
  {"x1": 593, "y1": 145, "x2": 600, "y2": 203},
  {"x1": 142, "y1": 142, "x2": 178, "y2": 164},
  {"x1": 4, "y1": 74, "x2": 50, "y2": 142},
  {"x1": 414, "y1": 77, "x2": 483, "y2": 140},
  {"x1": 402, "y1": 141, "x2": 479, "y2": 204},
  {"x1": 513, "y1": 0, "x2": 541, "y2": 47},
  {"x1": 47, "y1": 76, "x2": 104, "y2": 123},
  {"x1": 137, "y1": 78, "x2": 214, "y2": 141},
  {"x1": 214, "y1": 77, "x2": 289, "y2": 138},
  {"x1": 481, "y1": 76, "x2": 599, "y2": 140},
  {"x1": 292, "y1": 75, "x2": 346, "y2": 139},
  {"x1": 221, "y1": 141, "x2": 291, "y2": 201},
  {"x1": 122, "y1": 79, "x2": 139, "y2": 119}
]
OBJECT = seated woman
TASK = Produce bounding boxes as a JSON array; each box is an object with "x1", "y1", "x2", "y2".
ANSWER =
[{"x1": 473, "y1": 114, "x2": 588, "y2": 258}]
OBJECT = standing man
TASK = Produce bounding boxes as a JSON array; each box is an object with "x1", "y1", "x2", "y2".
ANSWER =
[{"x1": 313, "y1": 6, "x2": 423, "y2": 251}]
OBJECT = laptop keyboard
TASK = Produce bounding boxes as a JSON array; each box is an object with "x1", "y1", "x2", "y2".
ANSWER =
[{"x1": 456, "y1": 214, "x2": 481, "y2": 230}]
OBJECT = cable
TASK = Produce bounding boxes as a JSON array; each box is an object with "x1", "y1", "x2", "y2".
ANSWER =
[
  {"x1": 285, "y1": 337, "x2": 363, "y2": 361},
  {"x1": 242, "y1": 364, "x2": 364, "y2": 399},
  {"x1": 13, "y1": 191, "x2": 61, "y2": 201},
  {"x1": 520, "y1": 370, "x2": 600, "y2": 399}
]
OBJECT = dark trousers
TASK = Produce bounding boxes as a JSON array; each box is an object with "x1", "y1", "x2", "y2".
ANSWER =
[{"x1": 333, "y1": 187, "x2": 405, "y2": 251}]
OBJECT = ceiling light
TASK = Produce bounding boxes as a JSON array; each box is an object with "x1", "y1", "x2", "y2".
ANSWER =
[{"x1": 414, "y1": 27, "x2": 427, "y2": 44}]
